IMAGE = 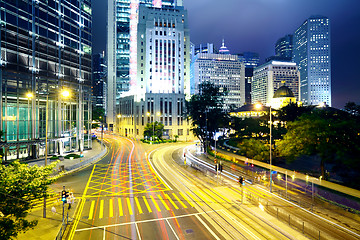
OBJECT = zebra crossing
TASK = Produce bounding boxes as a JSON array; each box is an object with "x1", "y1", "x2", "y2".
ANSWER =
[{"x1": 85, "y1": 190, "x2": 228, "y2": 220}]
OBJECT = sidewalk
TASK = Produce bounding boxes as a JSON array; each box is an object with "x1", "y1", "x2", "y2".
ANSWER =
[{"x1": 17, "y1": 140, "x2": 107, "y2": 240}]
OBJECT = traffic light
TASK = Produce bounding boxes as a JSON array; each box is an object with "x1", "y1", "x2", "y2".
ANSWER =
[
  {"x1": 61, "y1": 190, "x2": 67, "y2": 203},
  {"x1": 239, "y1": 176, "x2": 244, "y2": 185},
  {"x1": 219, "y1": 164, "x2": 223, "y2": 172},
  {"x1": 215, "y1": 164, "x2": 218, "y2": 172}
]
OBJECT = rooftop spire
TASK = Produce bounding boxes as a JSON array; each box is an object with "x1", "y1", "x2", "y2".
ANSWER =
[{"x1": 219, "y1": 38, "x2": 230, "y2": 55}]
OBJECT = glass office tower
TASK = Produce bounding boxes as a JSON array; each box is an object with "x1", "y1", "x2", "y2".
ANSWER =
[
  {"x1": 293, "y1": 15, "x2": 331, "y2": 106},
  {"x1": 106, "y1": 0, "x2": 182, "y2": 129},
  {"x1": 0, "y1": 0, "x2": 92, "y2": 161}
]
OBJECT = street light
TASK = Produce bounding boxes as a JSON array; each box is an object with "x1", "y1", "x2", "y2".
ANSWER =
[
  {"x1": 26, "y1": 92, "x2": 33, "y2": 140},
  {"x1": 43, "y1": 88, "x2": 70, "y2": 218},
  {"x1": 117, "y1": 114, "x2": 121, "y2": 133},
  {"x1": 255, "y1": 102, "x2": 273, "y2": 192}
]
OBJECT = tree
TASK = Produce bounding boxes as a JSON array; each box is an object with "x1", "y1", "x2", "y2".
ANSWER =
[
  {"x1": 344, "y1": 101, "x2": 360, "y2": 117},
  {"x1": 277, "y1": 102, "x2": 313, "y2": 122},
  {"x1": 92, "y1": 107, "x2": 105, "y2": 122},
  {"x1": 185, "y1": 82, "x2": 228, "y2": 150},
  {"x1": 0, "y1": 161, "x2": 57, "y2": 239},
  {"x1": 143, "y1": 121, "x2": 164, "y2": 140},
  {"x1": 277, "y1": 109, "x2": 360, "y2": 178}
]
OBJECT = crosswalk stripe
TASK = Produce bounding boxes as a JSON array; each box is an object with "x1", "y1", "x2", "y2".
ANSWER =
[
  {"x1": 150, "y1": 195, "x2": 161, "y2": 212},
  {"x1": 99, "y1": 200, "x2": 104, "y2": 219},
  {"x1": 164, "y1": 193, "x2": 179, "y2": 210},
  {"x1": 135, "y1": 197, "x2": 143, "y2": 214},
  {"x1": 172, "y1": 193, "x2": 187, "y2": 209},
  {"x1": 157, "y1": 194, "x2": 170, "y2": 210},
  {"x1": 143, "y1": 196, "x2": 152, "y2": 213},
  {"x1": 109, "y1": 199, "x2": 113, "y2": 218},
  {"x1": 186, "y1": 191, "x2": 203, "y2": 206},
  {"x1": 126, "y1": 197, "x2": 133, "y2": 215},
  {"x1": 179, "y1": 192, "x2": 195, "y2": 207},
  {"x1": 88, "y1": 200, "x2": 95, "y2": 220},
  {"x1": 118, "y1": 198, "x2": 123, "y2": 216}
]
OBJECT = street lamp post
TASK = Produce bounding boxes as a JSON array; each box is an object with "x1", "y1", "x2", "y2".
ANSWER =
[
  {"x1": 117, "y1": 114, "x2": 121, "y2": 134},
  {"x1": 269, "y1": 105, "x2": 273, "y2": 192},
  {"x1": 255, "y1": 103, "x2": 273, "y2": 192},
  {"x1": 43, "y1": 89, "x2": 70, "y2": 218}
]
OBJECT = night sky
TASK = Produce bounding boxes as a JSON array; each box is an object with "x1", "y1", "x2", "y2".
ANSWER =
[{"x1": 92, "y1": 0, "x2": 360, "y2": 109}]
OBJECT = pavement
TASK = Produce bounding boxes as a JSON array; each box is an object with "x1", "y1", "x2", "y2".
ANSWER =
[{"x1": 17, "y1": 139, "x2": 107, "y2": 240}]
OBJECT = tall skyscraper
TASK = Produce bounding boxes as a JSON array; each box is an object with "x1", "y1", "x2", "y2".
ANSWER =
[
  {"x1": 293, "y1": 15, "x2": 331, "y2": 106},
  {"x1": 0, "y1": 0, "x2": 92, "y2": 160},
  {"x1": 92, "y1": 53, "x2": 107, "y2": 109},
  {"x1": 275, "y1": 34, "x2": 293, "y2": 59},
  {"x1": 191, "y1": 52, "x2": 245, "y2": 109},
  {"x1": 237, "y1": 52, "x2": 260, "y2": 104},
  {"x1": 252, "y1": 60, "x2": 300, "y2": 107},
  {"x1": 116, "y1": 3, "x2": 192, "y2": 140},
  {"x1": 106, "y1": 0, "x2": 182, "y2": 129}
]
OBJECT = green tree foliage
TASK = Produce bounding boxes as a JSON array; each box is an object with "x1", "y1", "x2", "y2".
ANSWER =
[
  {"x1": 276, "y1": 102, "x2": 313, "y2": 122},
  {"x1": 344, "y1": 101, "x2": 360, "y2": 117},
  {"x1": 185, "y1": 82, "x2": 228, "y2": 149},
  {"x1": 144, "y1": 121, "x2": 164, "y2": 140},
  {"x1": 231, "y1": 117, "x2": 267, "y2": 138},
  {"x1": 277, "y1": 109, "x2": 360, "y2": 178},
  {"x1": 238, "y1": 139, "x2": 270, "y2": 161},
  {"x1": 92, "y1": 107, "x2": 105, "y2": 122},
  {"x1": 0, "y1": 161, "x2": 57, "y2": 239}
]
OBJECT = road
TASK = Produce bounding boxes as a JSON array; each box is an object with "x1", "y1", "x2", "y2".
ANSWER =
[{"x1": 56, "y1": 134, "x2": 308, "y2": 240}]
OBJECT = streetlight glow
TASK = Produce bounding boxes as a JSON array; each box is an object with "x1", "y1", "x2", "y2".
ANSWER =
[
  {"x1": 26, "y1": 92, "x2": 34, "y2": 99},
  {"x1": 61, "y1": 89, "x2": 70, "y2": 98}
]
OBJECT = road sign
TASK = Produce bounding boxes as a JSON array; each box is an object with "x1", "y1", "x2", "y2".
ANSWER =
[{"x1": 271, "y1": 171, "x2": 277, "y2": 175}]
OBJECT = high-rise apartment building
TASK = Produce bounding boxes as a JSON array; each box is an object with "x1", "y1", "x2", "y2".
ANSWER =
[
  {"x1": 92, "y1": 53, "x2": 107, "y2": 109},
  {"x1": 106, "y1": 0, "x2": 182, "y2": 129},
  {"x1": 237, "y1": 52, "x2": 260, "y2": 104},
  {"x1": 191, "y1": 53, "x2": 245, "y2": 109},
  {"x1": 117, "y1": 3, "x2": 192, "y2": 141},
  {"x1": 252, "y1": 61, "x2": 300, "y2": 107},
  {"x1": 275, "y1": 34, "x2": 293, "y2": 59},
  {"x1": 293, "y1": 15, "x2": 331, "y2": 106},
  {"x1": 0, "y1": 0, "x2": 92, "y2": 160}
]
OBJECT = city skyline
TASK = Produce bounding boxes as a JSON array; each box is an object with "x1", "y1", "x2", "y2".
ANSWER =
[{"x1": 93, "y1": 0, "x2": 360, "y2": 109}]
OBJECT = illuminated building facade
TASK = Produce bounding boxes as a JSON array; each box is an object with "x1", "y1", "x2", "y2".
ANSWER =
[
  {"x1": 0, "y1": 0, "x2": 92, "y2": 160},
  {"x1": 252, "y1": 61, "x2": 300, "y2": 106},
  {"x1": 237, "y1": 52, "x2": 260, "y2": 105},
  {"x1": 191, "y1": 53, "x2": 245, "y2": 109},
  {"x1": 92, "y1": 53, "x2": 107, "y2": 109},
  {"x1": 293, "y1": 15, "x2": 331, "y2": 106},
  {"x1": 106, "y1": 0, "x2": 182, "y2": 129},
  {"x1": 275, "y1": 34, "x2": 293, "y2": 60},
  {"x1": 117, "y1": 3, "x2": 192, "y2": 141}
]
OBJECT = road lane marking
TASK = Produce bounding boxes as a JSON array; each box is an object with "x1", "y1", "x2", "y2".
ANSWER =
[
  {"x1": 143, "y1": 196, "x2": 152, "y2": 213},
  {"x1": 135, "y1": 197, "x2": 143, "y2": 214},
  {"x1": 157, "y1": 194, "x2": 170, "y2": 210},
  {"x1": 126, "y1": 197, "x2": 133, "y2": 215},
  {"x1": 118, "y1": 198, "x2": 123, "y2": 216},
  {"x1": 179, "y1": 192, "x2": 195, "y2": 207},
  {"x1": 88, "y1": 200, "x2": 95, "y2": 220},
  {"x1": 186, "y1": 191, "x2": 203, "y2": 206},
  {"x1": 76, "y1": 210, "x2": 218, "y2": 231},
  {"x1": 165, "y1": 193, "x2": 179, "y2": 210},
  {"x1": 109, "y1": 199, "x2": 113, "y2": 218},
  {"x1": 195, "y1": 214, "x2": 221, "y2": 240},
  {"x1": 150, "y1": 195, "x2": 161, "y2": 212},
  {"x1": 172, "y1": 193, "x2": 187, "y2": 209},
  {"x1": 135, "y1": 223, "x2": 142, "y2": 240},
  {"x1": 166, "y1": 219, "x2": 180, "y2": 240},
  {"x1": 99, "y1": 200, "x2": 104, "y2": 219}
]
